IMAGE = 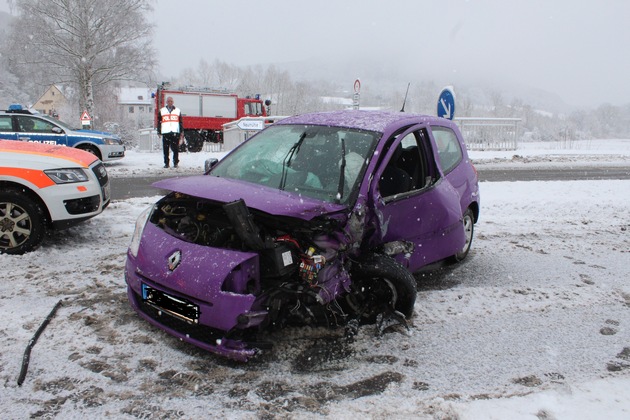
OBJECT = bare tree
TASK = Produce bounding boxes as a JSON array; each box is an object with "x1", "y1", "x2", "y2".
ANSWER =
[
  {"x1": 214, "y1": 60, "x2": 240, "y2": 91},
  {"x1": 4, "y1": 0, "x2": 155, "y2": 124}
]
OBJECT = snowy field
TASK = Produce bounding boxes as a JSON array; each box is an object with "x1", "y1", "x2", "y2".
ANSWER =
[{"x1": 1, "y1": 139, "x2": 629, "y2": 419}]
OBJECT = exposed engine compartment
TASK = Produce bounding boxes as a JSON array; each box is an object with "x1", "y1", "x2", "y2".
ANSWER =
[
  {"x1": 149, "y1": 192, "x2": 354, "y2": 330},
  {"x1": 152, "y1": 192, "x2": 336, "y2": 284},
  {"x1": 142, "y1": 192, "x2": 412, "y2": 345}
]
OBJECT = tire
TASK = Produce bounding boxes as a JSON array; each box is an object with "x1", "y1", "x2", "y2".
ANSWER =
[
  {"x1": 78, "y1": 145, "x2": 102, "y2": 161},
  {"x1": 347, "y1": 253, "x2": 417, "y2": 321},
  {"x1": 0, "y1": 189, "x2": 47, "y2": 255},
  {"x1": 186, "y1": 131, "x2": 204, "y2": 153},
  {"x1": 452, "y1": 207, "x2": 474, "y2": 262}
]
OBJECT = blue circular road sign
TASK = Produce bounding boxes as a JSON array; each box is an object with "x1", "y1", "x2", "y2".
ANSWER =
[{"x1": 437, "y1": 87, "x2": 456, "y2": 120}]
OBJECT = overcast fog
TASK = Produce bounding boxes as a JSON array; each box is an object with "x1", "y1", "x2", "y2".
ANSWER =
[
  {"x1": 1, "y1": 0, "x2": 627, "y2": 108},
  {"x1": 149, "y1": 0, "x2": 630, "y2": 108}
]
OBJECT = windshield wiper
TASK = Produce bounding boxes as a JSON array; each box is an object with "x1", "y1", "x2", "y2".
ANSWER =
[
  {"x1": 335, "y1": 138, "x2": 346, "y2": 203},
  {"x1": 279, "y1": 132, "x2": 307, "y2": 190}
]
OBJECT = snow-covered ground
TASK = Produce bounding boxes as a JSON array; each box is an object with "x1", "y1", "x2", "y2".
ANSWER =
[
  {"x1": 102, "y1": 138, "x2": 630, "y2": 178},
  {"x1": 1, "y1": 139, "x2": 629, "y2": 419}
]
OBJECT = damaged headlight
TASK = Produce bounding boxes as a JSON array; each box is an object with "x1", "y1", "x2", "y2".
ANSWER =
[{"x1": 129, "y1": 205, "x2": 153, "y2": 257}]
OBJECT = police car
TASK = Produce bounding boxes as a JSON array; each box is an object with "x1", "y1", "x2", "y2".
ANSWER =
[
  {"x1": 0, "y1": 140, "x2": 110, "y2": 254},
  {"x1": 0, "y1": 105, "x2": 125, "y2": 162}
]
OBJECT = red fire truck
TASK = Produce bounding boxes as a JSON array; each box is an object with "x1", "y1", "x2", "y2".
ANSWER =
[{"x1": 154, "y1": 83, "x2": 269, "y2": 152}]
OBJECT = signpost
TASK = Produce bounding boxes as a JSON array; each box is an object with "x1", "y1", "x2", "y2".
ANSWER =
[
  {"x1": 353, "y1": 78, "x2": 361, "y2": 110},
  {"x1": 80, "y1": 110, "x2": 91, "y2": 126},
  {"x1": 437, "y1": 86, "x2": 456, "y2": 120}
]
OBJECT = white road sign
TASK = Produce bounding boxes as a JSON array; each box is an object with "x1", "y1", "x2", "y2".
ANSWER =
[{"x1": 236, "y1": 119, "x2": 264, "y2": 131}]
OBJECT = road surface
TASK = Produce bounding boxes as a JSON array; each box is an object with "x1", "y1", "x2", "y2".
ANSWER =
[{"x1": 109, "y1": 166, "x2": 630, "y2": 200}]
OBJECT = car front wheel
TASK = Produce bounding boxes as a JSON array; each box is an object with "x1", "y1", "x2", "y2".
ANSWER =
[
  {"x1": 78, "y1": 145, "x2": 102, "y2": 161},
  {"x1": 347, "y1": 253, "x2": 417, "y2": 321},
  {"x1": 0, "y1": 190, "x2": 47, "y2": 255}
]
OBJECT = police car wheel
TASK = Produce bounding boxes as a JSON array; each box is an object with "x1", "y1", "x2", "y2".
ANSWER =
[
  {"x1": 0, "y1": 190, "x2": 47, "y2": 255},
  {"x1": 78, "y1": 145, "x2": 102, "y2": 161}
]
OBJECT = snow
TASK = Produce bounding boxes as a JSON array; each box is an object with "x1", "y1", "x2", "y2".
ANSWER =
[
  {"x1": 101, "y1": 138, "x2": 630, "y2": 178},
  {"x1": 1, "y1": 139, "x2": 630, "y2": 418}
]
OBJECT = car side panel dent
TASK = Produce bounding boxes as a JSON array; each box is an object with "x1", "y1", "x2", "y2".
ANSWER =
[
  {"x1": 310, "y1": 202, "x2": 368, "y2": 304},
  {"x1": 343, "y1": 200, "x2": 368, "y2": 254},
  {"x1": 371, "y1": 181, "x2": 465, "y2": 271}
]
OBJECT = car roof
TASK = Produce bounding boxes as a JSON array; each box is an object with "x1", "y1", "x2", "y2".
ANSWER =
[{"x1": 276, "y1": 110, "x2": 444, "y2": 133}]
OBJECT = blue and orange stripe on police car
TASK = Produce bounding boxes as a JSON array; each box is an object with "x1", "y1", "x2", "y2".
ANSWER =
[{"x1": 0, "y1": 166, "x2": 56, "y2": 188}]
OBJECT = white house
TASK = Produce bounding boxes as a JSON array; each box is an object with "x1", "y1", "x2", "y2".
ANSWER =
[{"x1": 117, "y1": 87, "x2": 154, "y2": 128}]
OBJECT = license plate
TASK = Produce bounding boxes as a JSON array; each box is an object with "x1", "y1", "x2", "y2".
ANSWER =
[
  {"x1": 102, "y1": 182, "x2": 110, "y2": 203},
  {"x1": 141, "y1": 283, "x2": 199, "y2": 323}
]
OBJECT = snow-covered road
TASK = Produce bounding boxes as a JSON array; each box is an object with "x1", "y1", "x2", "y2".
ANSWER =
[{"x1": 1, "y1": 140, "x2": 629, "y2": 419}]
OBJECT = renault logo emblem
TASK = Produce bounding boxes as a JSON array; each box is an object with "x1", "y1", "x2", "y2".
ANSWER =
[{"x1": 168, "y1": 250, "x2": 181, "y2": 271}]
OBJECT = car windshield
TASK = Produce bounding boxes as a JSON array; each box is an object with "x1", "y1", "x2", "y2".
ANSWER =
[{"x1": 210, "y1": 124, "x2": 380, "y2": 205}]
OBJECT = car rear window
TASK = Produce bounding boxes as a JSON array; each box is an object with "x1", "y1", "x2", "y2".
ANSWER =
[{"x1": 432, "y1": 127, "x2": 463, "y2": 174}]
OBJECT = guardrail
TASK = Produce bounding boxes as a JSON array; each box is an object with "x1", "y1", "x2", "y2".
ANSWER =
[{"x1": 455, "y1": 117, "x2": 521, "y2": 150}]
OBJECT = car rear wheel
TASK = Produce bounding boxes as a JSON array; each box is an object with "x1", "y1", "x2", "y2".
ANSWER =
[
  {"x1": 0, "y1": 190, "x2": 46, "y2": 255},
  {"x1": 452, "y1": 208, "x2": 474, "y2": 262},
  {"x1": 347, "y1": 253, "x2": 417, "y2": 321}
]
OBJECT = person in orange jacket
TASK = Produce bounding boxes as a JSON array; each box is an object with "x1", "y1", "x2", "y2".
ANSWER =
[{"x1": 157, "y1": 96, "x2": 184, "y2": 168}]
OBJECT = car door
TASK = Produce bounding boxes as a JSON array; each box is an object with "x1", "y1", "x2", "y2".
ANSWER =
[
  {"x1": 15, "y1": 115, "x2": 67, "y2": 146},
  {"x1": 370, "y1": 125, "x2": 465, "y2": 271}
]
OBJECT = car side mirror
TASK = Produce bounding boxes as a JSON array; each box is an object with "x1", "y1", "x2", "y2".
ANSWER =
[
  {"x1": 52, "y1": 126, "x2": 63, "y2": 134},
  {"x1": 204, "y1": 158, "x2": 218, "y2": 175}
]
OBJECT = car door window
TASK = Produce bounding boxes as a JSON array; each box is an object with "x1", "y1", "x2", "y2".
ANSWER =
[
  {"x1": 16, "y1": 116, "x2": 57, "y2": 134},
  {"x1": 432, "y1": 126, "x2": 463, "y2": 174},
  {"x1": 0, "y1": 116, "x2": 13, "y2": 132},
  {"x1": 379, "y1": 128, "x2": 436, "y2": 199}
]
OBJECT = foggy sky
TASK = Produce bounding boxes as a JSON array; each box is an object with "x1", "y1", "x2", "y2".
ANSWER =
[
  {"x1": 2, "y1": 1, "x2": 627, "y2": 108},
  {"x1": 152, "y1": 0, "x2": 629, "y2": 108}
]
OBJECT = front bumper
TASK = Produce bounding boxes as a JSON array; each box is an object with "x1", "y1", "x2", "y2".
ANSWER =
[
  {"x1": 41, "y1": 163, "x2": 109, "y2": 228},
  {"x1": 126, "y1": 280, "x2": 260, "y2": 361},
  {"x1": 124, "y1": 223, "x2": 269, "y2": 361},
  {"x1": 98, "y1": 144, "x2": 125, "y2": 161}
]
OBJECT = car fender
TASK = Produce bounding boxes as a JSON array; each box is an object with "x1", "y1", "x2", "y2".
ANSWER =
[
  {"x1": 0, "y1": 178, "x2": 52, "y2": 225},
  {"x1": 66, "y1": 135, "x2": 105, "y2": 148}
]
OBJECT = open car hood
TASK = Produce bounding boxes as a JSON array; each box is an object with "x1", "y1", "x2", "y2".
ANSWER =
[{"x1": 153, "y1": 175, "x2": 347, "y2": 221}]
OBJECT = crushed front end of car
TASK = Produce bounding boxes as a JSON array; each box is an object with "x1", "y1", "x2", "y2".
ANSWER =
[{"x1": 125, "y1": 177, "x2": 370, "y2": 361}]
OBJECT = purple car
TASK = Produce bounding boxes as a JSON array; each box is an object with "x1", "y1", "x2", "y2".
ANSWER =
[{"x1": 125, "y1": 110, "x2": 480, "y2": 361}]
